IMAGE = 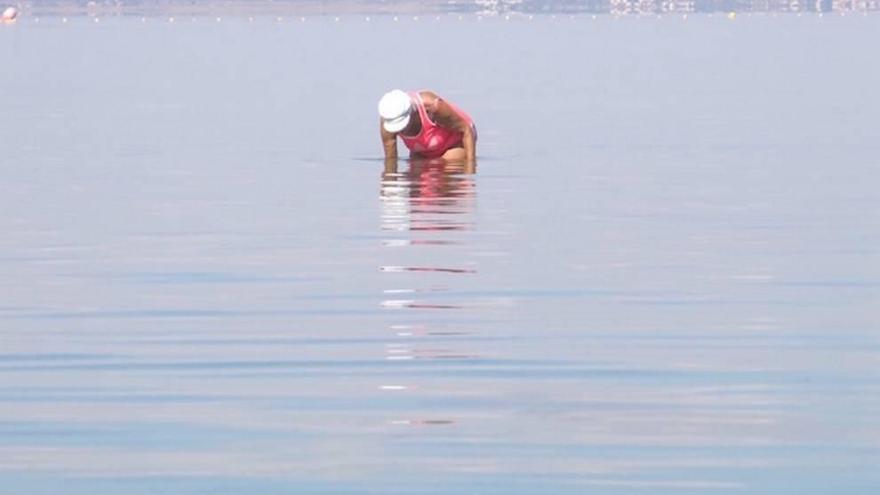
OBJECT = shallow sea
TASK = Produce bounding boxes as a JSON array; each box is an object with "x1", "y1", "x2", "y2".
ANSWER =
[{"x1": 1, "y1": 13, "x2": 879, "y2": 494}]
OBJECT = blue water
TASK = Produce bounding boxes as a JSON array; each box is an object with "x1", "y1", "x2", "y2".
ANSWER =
[{"x1": 1, "y1": 13, "x2": 879, "y2": 494}]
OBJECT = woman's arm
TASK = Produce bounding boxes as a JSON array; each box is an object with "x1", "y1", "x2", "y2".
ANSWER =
[
  {"x1": 421, "y1": 92, "x2": 476, "y2": 164},
  {"x1": 380, "y1": 119, "x2": 398, "y2": 162},
  {"x1": 459, "y1": 123, "x2": 476, "y2": 165}
]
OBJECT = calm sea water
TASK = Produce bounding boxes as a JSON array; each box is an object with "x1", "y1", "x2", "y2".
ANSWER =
[{"x1": 1, "y1": 13, "x2": 879, "y2": 494}]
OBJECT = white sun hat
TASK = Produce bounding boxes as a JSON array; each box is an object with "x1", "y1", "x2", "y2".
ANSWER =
[
  {"x1": 378, "y1": 90, "x2": 413, "y2": 133},
  {"x1": 2, "y1": 6, "x2": 18, "y2": 21}
]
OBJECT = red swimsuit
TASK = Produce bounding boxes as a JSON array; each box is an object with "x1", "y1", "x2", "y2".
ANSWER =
[{"x1": 399, "y1": 92, "x2": 475, "y2": 159}]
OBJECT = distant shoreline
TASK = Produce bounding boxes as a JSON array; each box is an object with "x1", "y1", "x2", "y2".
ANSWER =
[
  {"x1": 10, "y1": 2, "x2": 470, "y2": 18},
  {"x1": 10, "y1": 0, "x2": 880, "y2": 17}
]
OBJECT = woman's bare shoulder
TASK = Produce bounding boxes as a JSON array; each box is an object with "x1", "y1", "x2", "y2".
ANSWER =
[{"x1": 418, "y1": 90, "x2": 441, "y2": 108}]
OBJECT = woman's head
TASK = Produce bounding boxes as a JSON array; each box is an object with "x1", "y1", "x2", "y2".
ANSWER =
[{"x1": 378, "y1": 90, "x2": 412, "y2": 133}]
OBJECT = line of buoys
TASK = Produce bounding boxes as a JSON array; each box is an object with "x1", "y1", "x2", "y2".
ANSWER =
[{"x1": 2, "y1": 11, "x2": 862, "y2": 26}]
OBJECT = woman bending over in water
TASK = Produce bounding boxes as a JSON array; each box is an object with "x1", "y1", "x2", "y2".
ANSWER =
[{"x1": 378, "y1": 89, "x2": 476, "y2": 166}]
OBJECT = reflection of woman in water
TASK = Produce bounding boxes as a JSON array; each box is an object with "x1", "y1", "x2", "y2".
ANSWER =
[
  {"x1": 378, "y1": 89, "x2": 476, "y2": 168},
  {"x1": 383, "y1": 159, "x2": 475, "y2": 202},
  {"x1": 381, "y1": 159, "x2": 476, "y2": 235}
]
